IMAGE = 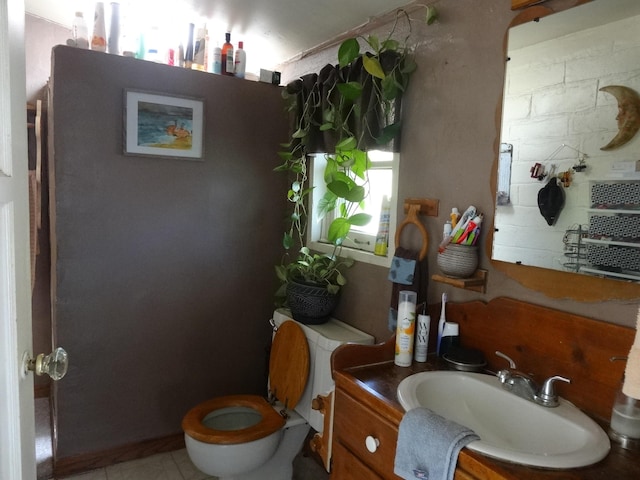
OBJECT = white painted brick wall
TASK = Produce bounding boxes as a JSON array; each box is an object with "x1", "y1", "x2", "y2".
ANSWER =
[{"x1": 494, "y1": 13, "x2": 640, "y2": 269}]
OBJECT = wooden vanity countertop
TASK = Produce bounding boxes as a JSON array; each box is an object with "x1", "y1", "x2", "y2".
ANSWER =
[{"x1": 334, "y1": 357, "x2": 640, "y2": 480}]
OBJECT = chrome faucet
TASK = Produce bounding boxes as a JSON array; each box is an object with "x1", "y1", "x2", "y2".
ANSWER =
[{"x1": 494, "y1": 351, "x2": 571, "y2": 408}]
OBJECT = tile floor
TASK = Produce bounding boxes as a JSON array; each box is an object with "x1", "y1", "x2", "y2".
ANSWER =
[{"x1": 36, "y1": 398, "x2": 328, "y2": 480}]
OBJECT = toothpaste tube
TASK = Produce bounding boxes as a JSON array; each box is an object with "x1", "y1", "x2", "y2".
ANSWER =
[
  {"x1": 456, "y1": 215, "x2": 483, "y2": 244},
  {"x1": 438, "y1": 206, "x2": 476, "y2": 252}
]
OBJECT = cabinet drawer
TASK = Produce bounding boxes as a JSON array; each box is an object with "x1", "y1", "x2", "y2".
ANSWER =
[
  {"x1": 333, "y1": 389, "x2": 401, "y2": 479},
  {"x1": 331, "y1": 441, "x2": 384, "y2": 479}
]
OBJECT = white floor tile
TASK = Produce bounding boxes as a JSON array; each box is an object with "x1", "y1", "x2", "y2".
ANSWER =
[
  {"x1": 105, "y1": 452, "x2": 184, "y2": 480},
  {"x1": 62, "y1": 469, "x2": 108, "y2": 480},
  {"x1": 171, "y1": 449, "x2": 217, "y2": 480}
]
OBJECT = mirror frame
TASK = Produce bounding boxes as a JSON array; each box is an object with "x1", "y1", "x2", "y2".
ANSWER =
[{"x1": 489, "y1": 1, "x2": 640, "y2": 301}]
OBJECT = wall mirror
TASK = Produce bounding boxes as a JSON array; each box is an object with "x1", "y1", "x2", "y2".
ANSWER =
[{"x1": 492, "y1": 0, "x2": 640, "y2": 300}]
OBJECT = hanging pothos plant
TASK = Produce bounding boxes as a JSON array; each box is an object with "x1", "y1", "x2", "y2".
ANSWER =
[{"x1": 275, "y1": 7, "x2": 437, "y2": 300}]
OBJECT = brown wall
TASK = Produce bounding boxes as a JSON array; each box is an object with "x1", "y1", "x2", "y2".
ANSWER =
[
  {"x1": 281, "y1": 0, "x2": 640, "y2": 343},
  {"x1": 49, "y1": 45, "x2": 288, "y2": 458}
]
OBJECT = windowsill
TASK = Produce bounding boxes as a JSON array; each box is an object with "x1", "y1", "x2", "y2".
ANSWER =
[{"x1": 309, "y1": 240, "x2": 393, "y2": 268}]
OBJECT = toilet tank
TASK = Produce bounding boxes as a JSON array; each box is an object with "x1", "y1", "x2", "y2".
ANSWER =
[{"x1": 272, "y1": 309, "x2": 374, "y2": 433}]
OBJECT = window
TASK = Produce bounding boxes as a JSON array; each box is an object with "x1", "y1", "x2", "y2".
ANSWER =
[{"x1": 308, "y1": 151, "x2": 399, "y2": 267}]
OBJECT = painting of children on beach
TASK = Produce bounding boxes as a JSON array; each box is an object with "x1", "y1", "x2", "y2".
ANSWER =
[
  {"x1": 125, "y1": 91, "x2": 204, "y2": 159},
  {"x1": 137, "y1": 101, "x2": 194, "y2": 150}
]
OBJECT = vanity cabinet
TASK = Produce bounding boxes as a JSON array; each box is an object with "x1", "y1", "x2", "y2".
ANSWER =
[
  {"x1": 332, "y1": 387, "x2": 401, "y2": 479},
  {"x1": 329, "y1": 298, "x2": 640, "y2": 480}
]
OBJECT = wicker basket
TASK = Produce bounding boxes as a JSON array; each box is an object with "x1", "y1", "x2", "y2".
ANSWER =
[{"x1": 437, "y1": 244, "x2": 479, "y2": 278}]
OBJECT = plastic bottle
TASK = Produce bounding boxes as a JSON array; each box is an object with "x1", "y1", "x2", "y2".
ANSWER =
[
  {"x1": 192, "y1": 25, "x2": 208, "y2": 71},
  {"x1": 144, "y1": 26, "x2": 162, "y2": 63},
  {"x1": 107, "y1": 2, "x2": 120, "y2": 54},
  {"x1": 374, "y1": 195, "x2": 391, "y2": 256},
  {"x1": 71, "y1": 12, "x2": 89, "y2": 49},
  {"x1": 91, "y1": 2, "x2": 107, "y2": 52},
  {"x1": 234, "y1": 41, "x2": 246, "y2": 78},
  {"x1": 395, "y1": 291, "x2": 417, "y2": 367},
  {"x1": 414, "y1": 313, "x2": 430, "y2": 362},
  {"x1": 184, "y1": 23, "x2": 195, "y2": 68},
  {"x1": 221, "y1": 32, "x2": 234, "y2": 75},
  {"x1": 211, "y1": 43, "x2": 222, "y2": 74}
]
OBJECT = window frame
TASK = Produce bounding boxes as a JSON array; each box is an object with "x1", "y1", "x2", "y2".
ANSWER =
[{"x1": 307, "y1": 151, "x2": 399, "y2": 268}]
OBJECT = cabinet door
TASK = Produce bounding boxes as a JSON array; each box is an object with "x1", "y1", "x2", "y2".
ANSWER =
[
  {"x1": 333, "y1": 389, "x2": 402, "y2": 479},
  {"x1": 331, "y1": 441, "x2": 384, "y2": 480}
]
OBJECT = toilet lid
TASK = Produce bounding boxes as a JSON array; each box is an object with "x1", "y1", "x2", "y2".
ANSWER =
[{"x1": 269, "y1": 320, "x2": 310, "y2": 410}]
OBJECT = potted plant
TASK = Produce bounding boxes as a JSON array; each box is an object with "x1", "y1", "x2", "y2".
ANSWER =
[{"x1": 275, "y1": 8, "x2": 436, "y2": 324}]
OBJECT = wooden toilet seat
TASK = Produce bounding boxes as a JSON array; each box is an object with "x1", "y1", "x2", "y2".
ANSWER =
[
  {"x1": 182, "y1": 320, "x2": 310, "y2": 445},
  {"x1": 182, "y1": 394, "x2": 286, "y2": 444}
]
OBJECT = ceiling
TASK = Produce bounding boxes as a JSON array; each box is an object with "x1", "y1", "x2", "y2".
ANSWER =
[{"x1": 24, "y1": 0, "x2": 415, "y2": 74}]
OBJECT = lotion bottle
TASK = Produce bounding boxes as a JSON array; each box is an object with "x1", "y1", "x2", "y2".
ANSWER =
[
  {"x1": 91, "y1": 2, "x2": 107, "y2": 52},
  {"x1": 395, "y1": 291, "x2": 417, "y2": 367},
  {"x1": 211, "y1": 43, "x2": 222, "y2": 74},
  {"x1": 234, "y1": 41, "x2": 246, "y2": 78}
]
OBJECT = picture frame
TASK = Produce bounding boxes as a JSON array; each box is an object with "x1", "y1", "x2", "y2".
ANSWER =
[{"x1": 124, "y1": 90, "x2": 205, "y2": 160}]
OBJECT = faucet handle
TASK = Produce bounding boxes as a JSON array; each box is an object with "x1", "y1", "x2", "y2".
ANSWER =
[
  {"x1": 495, "y1": 350, "x2": 517, "y2": 369},
  {"x1": 538, "y1": 375, "x2": 571, "y2": 407}
]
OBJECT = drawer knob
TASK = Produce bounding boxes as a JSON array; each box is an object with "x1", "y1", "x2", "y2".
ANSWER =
[{"x1": 365, "y1": 435, "x2": 380, "y2": 453}]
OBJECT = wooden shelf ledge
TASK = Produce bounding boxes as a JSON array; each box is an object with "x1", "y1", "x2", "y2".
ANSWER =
[{"x1": 432, "y1": 269, "x2": 487, "y2": 293}]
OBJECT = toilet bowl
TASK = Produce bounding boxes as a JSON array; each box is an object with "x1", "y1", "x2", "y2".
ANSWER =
[
  {"x1": 182, "y1": 319, "x2": 311, "y2": 479},
  {"x1": 182, "y1": 310, "x2": 375, "y2": 479}
]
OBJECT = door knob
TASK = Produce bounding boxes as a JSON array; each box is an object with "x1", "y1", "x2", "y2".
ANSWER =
[{"x1": 24, "y1": 347, "x2": 69, "y2": 380}]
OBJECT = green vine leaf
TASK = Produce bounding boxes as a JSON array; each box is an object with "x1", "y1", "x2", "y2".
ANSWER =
[
  {"x1": 425, "y1": 5, "x2": 439, "y2": 25},
  {"x1": 328, "y1": 217, "x2": 351, "y2": 244},
  {"x1": 367, "y1": 35, "x2": 380, "y2": 53},
  {"x1": 317, "y1": 191, "x2": 337, "y2": 220},
  {"x1": 376, "y1": 122, "x2": 402, "y2": 145},
  {"x1": 363, "y1": 55, "x2": 385, "y2": 80},
  {"x1": 345, "y1": 185, "x2": 366, "y2": 203},
  {"x1": 283, "y1": 232, "x2": 293, "y2": 250},
  {"x1": 348, "y1": 213, "x2": 372, "y2": 227},
  {"x1": 336, "y1": 136, "x2": 357, "y2": 151},
  {"x1": 292, "y1": 127, "x2": 307, "y2": 139},
  {"x1": 337, "y1": 81, "x2": 363, "y2": 101},
  {"x1": 338, "y1": 38, "x2": 360, "y2": 67}
]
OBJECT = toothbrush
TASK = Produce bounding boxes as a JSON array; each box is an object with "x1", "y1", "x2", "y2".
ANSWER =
[{"x1": 437, "y1": 292, "x2": 447, "y2": 356}]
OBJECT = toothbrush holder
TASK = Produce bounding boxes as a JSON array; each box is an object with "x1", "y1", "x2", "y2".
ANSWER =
[{"x1": 437, "y1": 244, "x2": 479, "y2": 278}]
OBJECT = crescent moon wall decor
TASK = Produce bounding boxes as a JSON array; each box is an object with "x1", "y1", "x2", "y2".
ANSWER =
[{"x1": 599, "y1": 85, "x2": 640, "y2": 151}]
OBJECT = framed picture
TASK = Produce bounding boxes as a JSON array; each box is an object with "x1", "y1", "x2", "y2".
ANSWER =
[{"x1": 124, "y1": 90, "x2": 204, "y2": 159}]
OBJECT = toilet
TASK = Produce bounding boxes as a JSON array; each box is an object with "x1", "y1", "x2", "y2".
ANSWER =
[{"x1": 182, "y1": 309, "x2": 374, "y2": 479}]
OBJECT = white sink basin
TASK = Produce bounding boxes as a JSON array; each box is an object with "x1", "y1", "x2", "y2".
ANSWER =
[{"x1": 397, "y1": 371, "x2": 610, "y2": 469}]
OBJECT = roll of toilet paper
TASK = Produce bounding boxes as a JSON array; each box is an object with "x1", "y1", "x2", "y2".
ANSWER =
[{"x1": 622, "y1": 307, "x2": 640, "y2": 400}]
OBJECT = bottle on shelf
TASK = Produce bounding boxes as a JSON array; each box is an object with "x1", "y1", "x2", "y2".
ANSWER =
[
  {"x1": 192, "y1": 24, "x2": 208, "y2": 71},
  {"x1": 184, "y1": 23, "x2": 195, "y2": 68},
  {"x1": 211, "y1": 42, "x2": 222, "y2": 74},
  {"x1": 234, "y1": 41, "x2": 246, "y2": 78},
  {"x1": 107, "y1": 1, "x2": 120, "y2": 54},
  {"x1": 71, "y1": 11, "x2": 89, "y2": 49},
  {"x1": 221, "y1": 32, "x2": 234, "y2": 75},
  {"x1": 91, "y1": 2, "x2": 107, "y2": 52},
  {"x1": 144, "y1": 25, "x2": 162, "y2": 63}
]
